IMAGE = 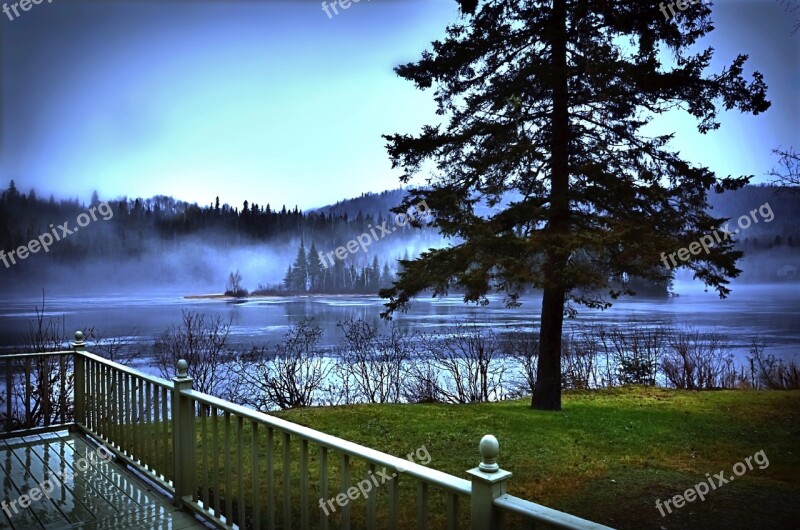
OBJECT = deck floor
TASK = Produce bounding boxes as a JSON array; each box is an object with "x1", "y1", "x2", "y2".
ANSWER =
[{"x1": 0, "y1": 430, "x2": 208, "y2": 529}]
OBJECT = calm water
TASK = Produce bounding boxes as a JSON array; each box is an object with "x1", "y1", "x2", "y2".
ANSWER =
[{"x1": 1, "y1": 282, "x2": 798, "y2": 367}]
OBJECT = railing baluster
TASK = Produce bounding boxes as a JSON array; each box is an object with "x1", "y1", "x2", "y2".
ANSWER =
[
  {"x1": 103, "y1": 362, "x2": 109, "y2": 437},
  {"x1": 119, "y1": 369, "x2": 126, "y2": 450},
  {"x1": 59, "y1": 354, "x2": 66, "y2": 424},
  {"x1": 162, "y1": 387, "x2": 170, "y2": 480},
  {"x1": 198, "y1": 402, "x2": 206, "y2": 510},
  {"x1": 225, "y1": 411, "x2": 233, "y2": 524},
  {"x1": 95, "y1": 360, "x2": 101, "y2": 430},
  {"x1": 145, "y1": 380, "x2": 152, "y2": 471},
  {"x1": 266, "y1": 427, "x2": 275, "y2": 530},
  {"x1": 237, "y1": 415, "x2": 245, "y2": 527},
  {"x1": 83, "y1": 359, "x2": 89, "y2": 429},
  {"x1": 132, "y1": 374, "x2": 140, "y2": 461},
  {"x1": 99, "y1": 361, "x2": 104, "y2": 433},
  {"x1": 94, "y1": 359, "x2": 101, "y2": 432},
  {"x1": 138, "y1": 374, "x2": 145, "y2": 465},
  {"x1": 154, "y1": 385, "x2": 161, "y2": 479},
  {"x1": 320, "y1": 447, "x2": 329, "y2": 530},
  {"x1": 123, "y1": 372, "x2": 131, "y2": 456},
  {"x1": 87, "y1": 360, "x2": 94, "y2": 430},
  {"x1": 118, "y1": 370, "x2": 126, "y2": 452},
  {"x1": 417, "y1": 481, "x2": 429, "y2": 530},
  {"x1": 341, "y1": 453, "x2": 350, "y2": 530},
  {"x1": 106, "y1": 362, "x2": 111, "y2": 438},
  {"x1": 212, "y1": 407, "x2": 220, "y2": 519},
  {"x1": 251, "y1": 420, "x2": 260, "y2": 530},
  {"x1": 5, "y1": 358, "x2": 12, "y2": 432},
  {"x1": 300, "y1": 438, "x2": 309, "y2": 530},
  {"x1": 24, "y1": 357, "x2": 31, "y2": 428},
  {"x1": 367, "y1": 463, "x2": 377, "y2": 528},
  {"x1": 96, "y1": 361, "x2": 102, "y2": 436},
  {"x1": 282, "y1": 432, "x2": 291, "y2": 529},
  {"x1": 446, "y1": 493, "x2": 459, "y2": 530},
  {"x1": 123, "y1": 374, "x2": 134, "y2": 456},
  {"x1": 42, "y1": 358, "x2": 50, "y2": 427}
]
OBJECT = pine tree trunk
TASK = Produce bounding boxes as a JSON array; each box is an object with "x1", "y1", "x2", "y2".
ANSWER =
[
  {"x1": 532, "y1": 0, "x2": 569, "y2": 411},
  {"x1": 533, "y1": 285, "x2": 565, "y2": 410}
]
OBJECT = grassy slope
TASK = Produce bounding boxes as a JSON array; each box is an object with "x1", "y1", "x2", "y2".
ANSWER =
[{"x1": 276, "y1": 387, "x2": 800, "y2": 529}]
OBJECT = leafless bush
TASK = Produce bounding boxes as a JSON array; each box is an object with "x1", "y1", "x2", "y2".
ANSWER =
[
  {"x1": 662, "y1": 327, "x2": 735, "y2": 389},
  {"x1": 21, "y1": 292, "x2": 69, "y2": 353},
  {"x1": 561, "y1": 326, "x2": 600, "y2": 389},
  {"x1": 606, "y1": 324, "x2": 665, "y2": 386},
  {"x1": 401, "y1": 356, "x2": 441, "y2": 403},
  {"x1": 336, "y1": 318, "x2": 410, "y2": 404},
  {"x1": 84, "y1": 327, "x2": 137, "y2": 365},
  {"x1": 498, "y1": 328, "x2": 539, "y2": 397},
  {"x1": 747, "y1": 339, "x2": 800, "y2": 389},
  {"x1": 2, "y1": 292, "x2": 74, "y2": 430},
  {"x1": 419, "y1": 324, "x2": 505, "y2": 403},
  {"x1": 154, "y1": 310, "x2": 232, "y2": 397},
  {"x1": 234, "y1": 319, "x2": 332, "y2": 410}
]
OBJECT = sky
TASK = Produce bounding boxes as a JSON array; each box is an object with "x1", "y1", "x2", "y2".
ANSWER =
[{"x1": 0, "y1": 0, "x2": 797, "y2": 211}]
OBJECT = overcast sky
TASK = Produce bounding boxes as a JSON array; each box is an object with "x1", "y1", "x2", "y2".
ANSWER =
[{"x1": 1, "y1": 0, "x2": 797, "y2": 210}]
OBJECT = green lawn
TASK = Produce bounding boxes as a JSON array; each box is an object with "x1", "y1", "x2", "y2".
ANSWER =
[{"x1": 274, "y1": 387, "x2": 800, "y2": 529}]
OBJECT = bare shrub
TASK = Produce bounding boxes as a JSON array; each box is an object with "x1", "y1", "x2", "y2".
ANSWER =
[
  {"x1": 235, "y1": 319, "x2": 332, "y2": 410},
  {"x1": 336, "y1": 318, "x2": 410, "y2": 404},
  {"x1": 662, "y1": 327, "x2": 734, "y2": 389},
  {"x1": 606, "y1": 324, "x2": 665, "y2": 386},
  {"x1": 748, "y1": 339, "x2": 800, "y2": 390},
  {"x1": 154, "y1": 310, "x2": 232, "y2": 397},
  {"x1": 3, "y1": 293, "x2": 74, "y2": 430},
  {"x1": 401, "y1": 356, "x2": 441, "y2": 403},
  {"x1": 498, "y1": 328, "x2": 539, "y2": 397},
  {"x1": 561, "y1": 325, "x2": 600, "y2": 389},
  {"x1": 83, "y1": 327, "x2": 137, "y2": 365},
  {"x1": 420, "y1": 324, "x2": 505, "y2": 403}
]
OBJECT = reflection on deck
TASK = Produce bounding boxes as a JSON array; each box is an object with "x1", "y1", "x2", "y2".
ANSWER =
[{"x1": 0, "y1": 431, "x2": 207, "y2": 529}]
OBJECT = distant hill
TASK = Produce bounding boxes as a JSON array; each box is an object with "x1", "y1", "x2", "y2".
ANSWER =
[{"x1": 312, "y1": 189, "x2": 409, "y2": 219}]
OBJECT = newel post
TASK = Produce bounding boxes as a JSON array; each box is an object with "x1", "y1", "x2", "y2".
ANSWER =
[
  {"x1": 72, "y1": 331, "x2": 86, "y2": 428},
  {"x1": 468, "y1": 435, "x2": 512, "y2": 530},
  {"x1": 172, "y1": 359, "x2": 195, "y2": 507}
]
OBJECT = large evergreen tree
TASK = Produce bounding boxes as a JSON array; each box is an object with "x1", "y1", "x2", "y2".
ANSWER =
[{"x1": 380, "y1": 0, "x2": 769, "y2": 410}]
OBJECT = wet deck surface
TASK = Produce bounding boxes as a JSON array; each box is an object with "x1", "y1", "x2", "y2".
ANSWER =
[{"x1": 0, "y1": 430, "x2": 207, "y2": 529}]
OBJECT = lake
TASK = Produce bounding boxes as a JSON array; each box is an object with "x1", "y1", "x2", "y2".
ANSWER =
[{"x1": 1, "y1": 281, "x2": 798, "y2": 372}]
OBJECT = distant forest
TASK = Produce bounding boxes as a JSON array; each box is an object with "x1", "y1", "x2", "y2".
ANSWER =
[
  {"x1": 1, "y1": 181, "x2": 797, "y2": 295},
  {"x1": 0, "y1": 182, "x2": 441, "y2": 294}
]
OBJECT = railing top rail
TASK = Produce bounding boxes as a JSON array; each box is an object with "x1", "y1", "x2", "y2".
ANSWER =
[
  {"x1": 494, "y1": 494, "x2": 615, "y2": 530},
  {"x1": 183, "y1": 388, "x2": 472, "y2": 496},
  {"x1": 0, "y1": 350, "x2": 74, "y2": 360},
  {"x1": 78, "y1": 350, "x2": 174, "y2": 390}
]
